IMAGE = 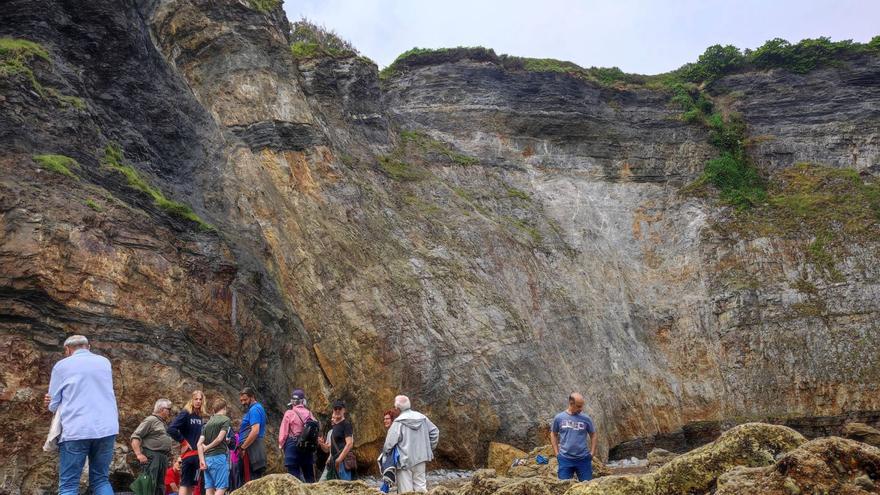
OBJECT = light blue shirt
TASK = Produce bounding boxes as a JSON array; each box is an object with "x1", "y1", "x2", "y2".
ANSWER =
[{"x1": 48, "y1": 349, "x2": 119, "y2": 442}]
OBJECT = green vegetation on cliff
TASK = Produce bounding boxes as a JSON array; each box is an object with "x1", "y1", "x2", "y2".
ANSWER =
[
  {"x1": 33, "y1": 154, "x2": 78, "y2": 178},
  {"x1": 102, "y1": 143, "x2": 214, "y2": 231},
  {"x1": 720, "y1": 163, "x2": 880, "y2": 282},
  {"x1": 680, "y1": 36, "x2": 880, "y2": 84},
  {"x1": 673, "y1": 84, "x2": 766, "y2": 210},
  {"x1": 248, "y1": 0, "x2": 280, "y2": 13},
  {"x1": 399, "y1": 130, "x2": 479, "y2": 166},
  {"x1": 379, "y1": 45, "x2": 646, "y2": 86},
  {"x1": 1, "y1": 37, "x2": 87, "y2": 109},
  {"x1": 382, "y1": 35, "x2": 880, "y2": 87},
  {"x1": 290, "y1": 18, "x2": 360, "y2": 60},
  {"x1": 1, "y1": 38, "x2": 50, "y2": 95}
]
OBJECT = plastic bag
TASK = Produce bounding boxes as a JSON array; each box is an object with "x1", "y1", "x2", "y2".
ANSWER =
[{"x1": 129, "y1": 472, "x2": 156, "y2": 495}]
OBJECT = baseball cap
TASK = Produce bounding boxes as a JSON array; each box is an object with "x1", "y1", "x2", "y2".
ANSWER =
[
  {"x1": 286, "y1": 389, "x2": 305, "y2": 407},
  {"x1": 332, "y1": 399, "x2": 346, "y2": 409}
]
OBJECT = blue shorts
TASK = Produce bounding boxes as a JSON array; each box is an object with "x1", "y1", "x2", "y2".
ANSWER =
[
  {"x1": 204, "y1": 454, "x2": 229, "y2": 489},
  {"x1": 557, "y1": 454, "x2": 592, "y2": 481}
]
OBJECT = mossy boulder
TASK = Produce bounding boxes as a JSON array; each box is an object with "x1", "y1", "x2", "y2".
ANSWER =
[
  {"x1": 714, "y1": 436, "x2": 880, "y2": 494},
  {"x1": 488, "y1": 442, "x2": 529, "y2": 476},
  {"x1": 235, "y1": 474, "x2": 308, "y2": 495},
  {"x1": 646, "y1": 448, "x2": 677, "y2": 471},
  {"x1": 564, "y1": 423, "x2": 806, "y2": 495},
  {"x1": 235, "y1": 475, "x2": 378, "y2": 495},
  {"x1": 306, "y1": 480, "x2": 381, "y2": 495},
  {"x1": 456, "y1": 469, "x2": 574, "y2": 495}
]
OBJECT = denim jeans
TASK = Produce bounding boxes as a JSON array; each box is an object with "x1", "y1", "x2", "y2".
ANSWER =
[
  {"x1": 58, "y1": 434, "x2": 116, "y2": 495},
  {"x1": 336, "y1": 461, "x2": 352, "y2": 481},
  {"x1": 557, "y1": 453, "x2": 592, "y2": 481}
]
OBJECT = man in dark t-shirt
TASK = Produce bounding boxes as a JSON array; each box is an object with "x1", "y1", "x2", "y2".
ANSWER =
[{"x1": 318, "y1": 400, "x2": 354, "y2": 480}]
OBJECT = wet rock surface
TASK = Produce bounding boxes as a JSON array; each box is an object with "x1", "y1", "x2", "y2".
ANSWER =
[
  {"x1": 715, "y1": 437, "x2": 880, "y2": 495},
  {"x1": 1, "y1": 0, "x2": 880, "y2": 493}
]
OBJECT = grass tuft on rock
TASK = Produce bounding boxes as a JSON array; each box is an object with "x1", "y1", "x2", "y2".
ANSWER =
[
  {"x1": 0, "y1": 37, "x2": 50, "y2": 95},
  {"x1": 378, "y1": 156, "x2": 425, "y2": 181},
  {"x1": 289, "y1": 18, "x2": 358, "y2": 60},
  {"x1": 248, "y1": 0, "x2": 280, "y2": 13},
  {"x1": 1, "y1": 38, "x2": 87, "y2": 109},
  {"x1": 399, "y1": 130, "x2": 479, "y2": 166},
  {"x1": 33, "y1": 154, "x2": 78, "y2": 178},
  {"x1": 102, "y1": 143, "x2": 215, "y2": 231},
  {"x1": 85, "y1": 198, "x2": 103, "y2": 212}
]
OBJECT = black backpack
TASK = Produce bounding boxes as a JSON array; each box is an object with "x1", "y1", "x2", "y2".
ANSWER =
[{"x1": 296, "y1": 417, "x2": 320, "y2": 453}]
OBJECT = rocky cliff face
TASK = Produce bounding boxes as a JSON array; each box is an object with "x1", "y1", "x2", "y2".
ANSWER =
[{"x1": 1, "y1": 1, "x2": 879, "y2": 493}]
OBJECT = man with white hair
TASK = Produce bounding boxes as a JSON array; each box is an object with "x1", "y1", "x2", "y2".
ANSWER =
[
  {"x1": 382, "y1": 395, "x2": 440, "y2": 493},
  {"x1": 43, "y1": 335, "x2": 119, "y2": 495},
  {"x1": 131, "y1": 398, "x2": 175, "y2": 495}
]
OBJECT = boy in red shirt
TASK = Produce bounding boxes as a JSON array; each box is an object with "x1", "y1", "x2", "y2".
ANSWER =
[{"x1": 165, "y1": 457, "x2": 182, "y2": 495}]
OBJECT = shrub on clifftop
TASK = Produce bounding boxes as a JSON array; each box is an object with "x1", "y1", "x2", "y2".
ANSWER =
[{"x1": 290, "y1": 18, "x2": 359, "y2": 60}]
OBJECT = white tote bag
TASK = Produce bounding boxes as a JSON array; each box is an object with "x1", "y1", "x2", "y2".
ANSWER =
[{"x1": 43, "y1": 410, "x2": 62, "y2": 452}]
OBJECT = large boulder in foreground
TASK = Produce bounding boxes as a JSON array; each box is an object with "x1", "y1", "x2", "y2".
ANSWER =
[
  {"x1": 646, "y1": 448, "x2": 677, "y2": 471},
  {"x1": 457, "y1": 469, "x2": 574, "y2": 495},
  {"x1": 235, "y1": 475, "x2": 378, "y2": 495},
  {"x1": 715, "y1": 436, "x2": 880, "y2": 495},
  {"x1": 234, "y1": 475, "x2": 308, "y2": 495},
  {"x1": 564, "y1": 423, "x2": 806, "y2": 495}
]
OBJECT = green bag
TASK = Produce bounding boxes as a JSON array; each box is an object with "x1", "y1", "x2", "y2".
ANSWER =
[{"x1": 129, "y1": 472, "x2": 156, "y2": 495}]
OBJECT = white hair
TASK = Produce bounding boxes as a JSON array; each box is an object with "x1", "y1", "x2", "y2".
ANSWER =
[
  {"x1": 394, "y1": 395, "x2": 411, "y2": 411},
  {"x1": 153, "y1": 398, "x2": 172, "y2": 414},
  {"x1": 63, "y1": 335, "x2": 89, "y2": 348}
]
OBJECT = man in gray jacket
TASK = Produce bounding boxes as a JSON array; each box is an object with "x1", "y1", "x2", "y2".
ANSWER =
[{"x1": 382, "y1": 395, "x2": 440, "y2": 493}]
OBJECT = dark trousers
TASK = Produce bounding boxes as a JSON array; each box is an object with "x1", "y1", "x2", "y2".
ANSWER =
[
  {"x1": 283, "y1": 438, "x2": 316, "y2": 482},
  {"x1": 143, "y1": 448, "x2": 170, "y2": 495}
]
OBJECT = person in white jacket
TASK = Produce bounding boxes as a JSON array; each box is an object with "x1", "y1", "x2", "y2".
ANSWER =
[{"x1": 382, "y1": 395, "x2": 440, "y2": 493}]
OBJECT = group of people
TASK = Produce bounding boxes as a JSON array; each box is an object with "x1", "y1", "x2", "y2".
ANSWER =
[
  {"x1": 45, "y1": 335, "x2": 599, "y2": 495},
  {"x1": 45, "y1": 336, "x2": 445, "y2": 494}
]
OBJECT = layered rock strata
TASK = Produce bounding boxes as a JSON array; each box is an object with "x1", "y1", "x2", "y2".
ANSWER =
[{"x1": 1, "y1": 1, "x2": 879, "y2": 493}]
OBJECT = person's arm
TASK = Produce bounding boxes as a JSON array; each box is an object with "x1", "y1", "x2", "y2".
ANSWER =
[
  {"x1": 318, "y1": 430, "x2": 330, "y2": 453},
  {"x1": 170, "y1": 481, "x2": 179, "y2": 492},
  {"x1": 427, "y1": 418, "x2": 440, "y2": 450},
  {"x1": 278, "y1": 411, "x2": 291, "y2": 450},
  {"x1": 131, "y1": 418, "x2": 152, "y2": 464},
  {"x1": 383, "y1": 421, "x2": 401, "y2": 454},
  {"x1": 550, "y1": 418, "x2": 560, "y2": 456},
  {"x1": 590, "y1": 429, "x2": 598, "y2": 458},
  {"x1": 240, "y1": 423, "x2": 260, "y2": 450},
  {"x1": 204, "y1": 428, "x2": 228, "y2": 451},
  {"x1": 198, "y1": 434, "x2": 208, "y2": 470},
  {"x1": 131, "y1": 438, "x2": 148, "y2": 464},
  {"x1": 46, "y1": 366, "x2": 62, "y2": 412}
]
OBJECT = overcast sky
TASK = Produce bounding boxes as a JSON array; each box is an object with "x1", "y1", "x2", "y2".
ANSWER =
[{"x1": 283, "y1": 0, "x2": 880, "y2": 74}]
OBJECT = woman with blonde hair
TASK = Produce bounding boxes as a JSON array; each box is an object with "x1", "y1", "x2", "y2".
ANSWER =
[{"x1": 168, "y1": 390, "x2": 206, "y2": 495}]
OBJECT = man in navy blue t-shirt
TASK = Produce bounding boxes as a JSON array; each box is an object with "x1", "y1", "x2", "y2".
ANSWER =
[{"x1": 550, "y1": 392, "x2": 597, "y2": 481}]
